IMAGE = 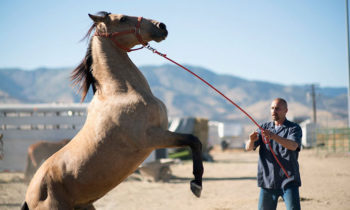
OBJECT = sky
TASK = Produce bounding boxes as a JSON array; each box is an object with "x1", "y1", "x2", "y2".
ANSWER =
[{"x1": 0, "y1": 0, "x2": 348, "y2": 87}]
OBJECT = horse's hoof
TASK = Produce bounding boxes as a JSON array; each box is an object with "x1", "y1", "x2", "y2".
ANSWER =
[{"x1": 190, "y1": 180, "x2": 202, "y2": 198}]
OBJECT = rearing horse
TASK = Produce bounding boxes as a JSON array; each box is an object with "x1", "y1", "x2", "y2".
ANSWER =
[{"x1": 22, "y1": 12, "x2": 203, "y2": 210}]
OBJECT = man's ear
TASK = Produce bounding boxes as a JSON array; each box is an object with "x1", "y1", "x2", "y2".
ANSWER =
[{"x1": 88, "y1": 14, "x2": 106, "y2": 23}]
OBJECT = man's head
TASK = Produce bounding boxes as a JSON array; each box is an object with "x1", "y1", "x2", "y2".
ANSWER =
[{"x1": 270, "y1": 98, "x2": 288, "y2": 124}]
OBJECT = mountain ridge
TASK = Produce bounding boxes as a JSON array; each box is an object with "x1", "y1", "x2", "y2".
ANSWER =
[{"x1": 0, "y1": 64, "x2": 347, "y2": 127}]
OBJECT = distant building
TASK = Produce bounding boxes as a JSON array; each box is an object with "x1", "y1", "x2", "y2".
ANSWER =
[
  {"x1": 208, "y1": 121, "x2": 244, "y2": 149},
  {"x1": 208, "y1": 121, "x2": 224, "y2": 146},
  {"x1": 299, "y1": 119, "x2": 319, "y2": 148}
]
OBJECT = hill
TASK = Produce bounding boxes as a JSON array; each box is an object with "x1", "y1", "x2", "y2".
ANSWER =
[{"x1": 0, "y1": 65, "x2": 347, "y2": 127}]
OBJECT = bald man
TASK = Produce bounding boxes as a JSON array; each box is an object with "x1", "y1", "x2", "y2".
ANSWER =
[{"x1": 246, "y1": 98, "x2": 302, "y2": 210}]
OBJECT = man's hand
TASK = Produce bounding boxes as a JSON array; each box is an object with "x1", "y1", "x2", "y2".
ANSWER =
[
  {"x1": 262, "y1": 129, "x2": 275, "y2": 140},
  {"x1": 249, "y1": 131, "x2": 259, "y2": 142},
  {"x1": 246, "y1": 131, "x2": 259, "y2": 151}
]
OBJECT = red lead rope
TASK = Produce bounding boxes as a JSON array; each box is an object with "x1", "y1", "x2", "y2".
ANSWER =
[
  {"x1": 143, "y1": 45, "x2": 290, "y2": 179},
  {"x1": 93, "y1": 16, "x2": 290, "y2": 178}
]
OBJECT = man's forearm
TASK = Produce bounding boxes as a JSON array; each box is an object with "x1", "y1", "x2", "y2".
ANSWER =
[
  {"x1": 262, "y1": 130, "x2": 299, "y2": 151},
  {"x1": 245, "y1": 139, "x2": 255, "y2": 151},
  {"x1": 272, "y1": 135, "x2": 299, "y2": 151}
]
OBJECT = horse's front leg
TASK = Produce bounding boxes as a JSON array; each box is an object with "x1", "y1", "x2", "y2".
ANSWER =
[{"x1": 146, "y1": 128, "x2": 204, "y2": 197}]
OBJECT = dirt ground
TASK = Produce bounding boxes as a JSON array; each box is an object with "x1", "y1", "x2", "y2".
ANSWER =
[{"x1": 1, "y1": 148, "x2": 349, "y2": 210}]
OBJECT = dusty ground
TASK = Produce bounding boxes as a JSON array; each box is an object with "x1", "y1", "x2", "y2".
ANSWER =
[{"x1": 1, "y1": 149, "x2": 349, "y2": 210}]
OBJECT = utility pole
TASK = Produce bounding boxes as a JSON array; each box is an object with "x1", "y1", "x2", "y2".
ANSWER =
[
  {"x1": 311, "y1": 84, "x2": 317, "y2": 123},
  {"x1": 346, "y1": 0, "x2": 350, "y2": 127}
]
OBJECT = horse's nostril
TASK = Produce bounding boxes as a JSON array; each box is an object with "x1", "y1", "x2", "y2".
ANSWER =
[{"x1": 158, "y1": 22, "x2": 166, "y2": 30}]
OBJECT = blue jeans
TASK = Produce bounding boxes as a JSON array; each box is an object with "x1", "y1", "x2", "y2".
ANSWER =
[{"x1": 258, "y1": 186, "x2": 300, "y2": 210}]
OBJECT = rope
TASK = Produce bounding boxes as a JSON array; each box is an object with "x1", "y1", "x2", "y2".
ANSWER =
[
  {"x1": 94, "y1": 15, "x2": 291, "y2": 178},
  {"x1": 144, "y1": 44, "x2": 290, "y2": 178}
]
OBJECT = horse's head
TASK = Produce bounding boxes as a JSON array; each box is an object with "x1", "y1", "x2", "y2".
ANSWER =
[
  {"x1": 88, "y1": 12, "x2": 168, "y2": 50},
  {"x1": 72, "y1": 12, "x2": 168, "y2": 102}
]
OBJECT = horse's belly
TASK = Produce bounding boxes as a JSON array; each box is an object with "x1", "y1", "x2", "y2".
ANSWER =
[
  {"x1": 146, "y1": 97, "x2": 168, "y2": 129},
  {"x1": 69, "y1": 148, "x2": 153, "y2": 204}
]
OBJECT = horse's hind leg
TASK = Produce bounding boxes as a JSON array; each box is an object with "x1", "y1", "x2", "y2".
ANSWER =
[
  {"x1": 146, "y1": 128, "x2": 204, "y2": 197},
  {"x1": 24, "y1": 154, "x2": 35, "y2": 181}
]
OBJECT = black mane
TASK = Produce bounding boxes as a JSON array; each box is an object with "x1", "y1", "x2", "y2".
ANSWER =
[
  {"x1": 71, "y1": 41, "x2": 96, "y2": 102},
  {"x1": 71, "y1": 11, "x2": 110, "y2": 102}
]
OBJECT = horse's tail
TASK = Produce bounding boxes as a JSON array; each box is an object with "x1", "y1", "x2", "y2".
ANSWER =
[
  {"x1": 24, "y1": 147, "x2": 38, "y2": 182},
  {"x1": 24, "y1": 154, "x2": 32, "y2": 181},
  {"x1": 21, "y1": 201, "x2": 29, "y2": 210},
  {"x1": 28, "y1": 148, "x2": 38, "y2": 168}
]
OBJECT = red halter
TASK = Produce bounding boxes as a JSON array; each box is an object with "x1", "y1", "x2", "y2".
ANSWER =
[{"x1": 94, "y1": 16, "x2": 148, "y2": 52}]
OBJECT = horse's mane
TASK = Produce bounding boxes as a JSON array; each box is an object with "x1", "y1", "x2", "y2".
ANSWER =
[{"x1": 71, "y1": 11, "x2": 110, "y2": 102}]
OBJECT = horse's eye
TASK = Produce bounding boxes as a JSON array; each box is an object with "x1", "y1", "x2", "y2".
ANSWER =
[{"x1": 120, "y1": 16, "x2": 127, "y2": 22}]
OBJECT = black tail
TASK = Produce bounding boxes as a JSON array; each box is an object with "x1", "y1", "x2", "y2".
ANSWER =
[{"x1": 21, "y1": 201, "x2": 29, "y2": 210}]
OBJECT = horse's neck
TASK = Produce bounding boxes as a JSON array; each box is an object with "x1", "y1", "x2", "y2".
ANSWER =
[{"x1": 91, "y1": 37, "x2": 153, "y2": 97}]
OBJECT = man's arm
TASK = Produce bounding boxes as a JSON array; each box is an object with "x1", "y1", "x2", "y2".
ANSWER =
[
  {"x1": 262, "y1": 130, "x2": 299, "y2": 151},
  {"x1": 245, "y1": 131, "x2": 259, "y2": 151}
]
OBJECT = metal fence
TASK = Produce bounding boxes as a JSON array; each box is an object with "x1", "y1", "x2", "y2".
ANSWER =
[
  {"x1": 0, "y1": 103, "x2": 88, "y2": 171},
  {"x1": 316, "y1": 128, "x2": 350, "y2": 153},
  {"x1": 0, "y1": 103, "x2": 164, "y2": 171}
]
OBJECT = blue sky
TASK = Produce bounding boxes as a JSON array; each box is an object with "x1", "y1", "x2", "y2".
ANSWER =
[{"x1": 0, "y1": 0, "x2": 348, "y2": 87}]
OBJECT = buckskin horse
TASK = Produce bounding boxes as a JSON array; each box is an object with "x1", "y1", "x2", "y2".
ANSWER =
[{"x1": 22, "y1": 12, "x2": 203, "y2": 210}]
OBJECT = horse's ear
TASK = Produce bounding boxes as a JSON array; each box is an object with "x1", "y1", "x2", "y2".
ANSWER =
[{"x1": 88, "y1": 14, "x2": 105, "y2": 23}]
